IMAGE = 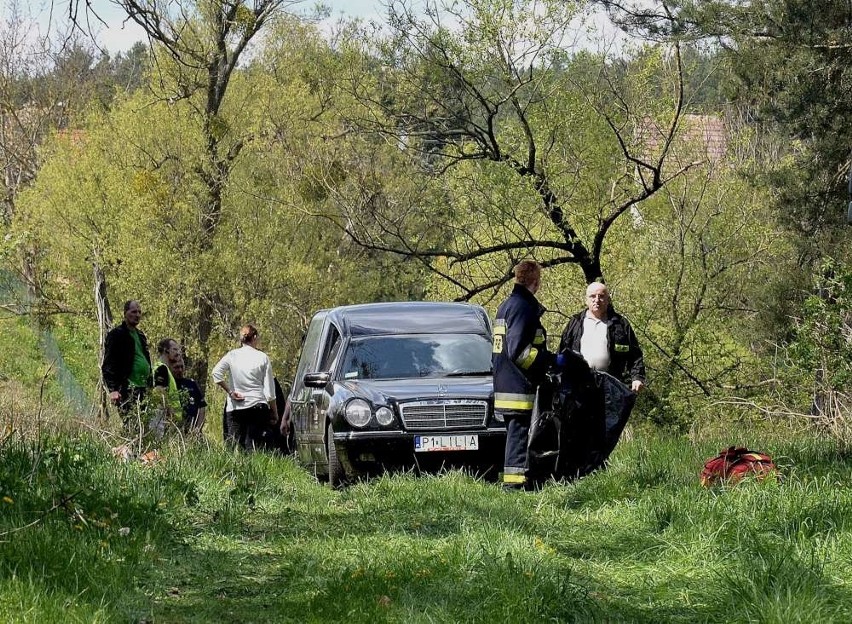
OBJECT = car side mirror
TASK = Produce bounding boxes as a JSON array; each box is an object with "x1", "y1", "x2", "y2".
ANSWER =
[{"x1": 303, "y1": 371, "x2": 331, "y2": 388}]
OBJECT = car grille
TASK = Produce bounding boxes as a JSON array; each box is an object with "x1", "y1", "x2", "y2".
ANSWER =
[{"x1": 399, "y1": 400, "x2": 488, "y2": 430}]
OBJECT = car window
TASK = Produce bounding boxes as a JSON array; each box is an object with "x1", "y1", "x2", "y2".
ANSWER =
[
  {"x1": 290, "y1": 314, "x2": 326, "y2": 402},
  {"x1": 319, "y1": 325, "x2": 343, "y2": 372},
  {"x1": 340, "y1": 334, "x2": 492, "y2": 380}
]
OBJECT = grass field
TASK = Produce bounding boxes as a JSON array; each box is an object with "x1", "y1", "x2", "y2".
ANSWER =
[
  {"x1": 2, "y1": 314, "x2": 851, "y2": 622},
  {"x1": 2, "y1": 418, "x2": 852, "y2": 623}
]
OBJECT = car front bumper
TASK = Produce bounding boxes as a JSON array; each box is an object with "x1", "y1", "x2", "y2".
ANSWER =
[{"x1": 332, "y1": 428, "x2": 506, "y2": 473}]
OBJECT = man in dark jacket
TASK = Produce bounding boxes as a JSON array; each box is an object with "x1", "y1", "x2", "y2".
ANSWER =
[
  {"x1": 559, "y1": 282, "x2": 645, "y2": 392},
  {"x1": 493, "y1": 260, "x2": 560, "y2": 490},
  {"x1": 102, "y1": 300, "x2": 152, "y2": 420}
]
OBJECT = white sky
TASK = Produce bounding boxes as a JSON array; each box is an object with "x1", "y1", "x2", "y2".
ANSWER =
[
  {"x1": 6, "y1": 0, "x2": 388, "y2": 54},
  {"x1": 91, "y1": 0, "x2": 388, "y2": 53},
  {"x1": 13, "y1": 0, "x2": 622, "y2": 56}
]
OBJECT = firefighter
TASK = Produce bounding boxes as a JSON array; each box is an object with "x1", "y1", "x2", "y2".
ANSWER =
[{"x1": 493, "y1": 260, "x2": 562, "y2": 490}]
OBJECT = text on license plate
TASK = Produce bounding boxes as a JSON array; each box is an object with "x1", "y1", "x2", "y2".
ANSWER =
[{"x1": 414, "y1": 435, "x2": 479, "y2": 452}]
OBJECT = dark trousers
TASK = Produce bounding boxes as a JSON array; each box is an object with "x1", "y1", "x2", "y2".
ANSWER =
[
  {"x1": 503, "y1": 412, "x2": 531, "y2": 487},
  {"x1": 225, "y1": 403, "x2": 272, "y2": 451},
  {"x1": 118, "y1": 387, "x2": 149, "y2": 431}
]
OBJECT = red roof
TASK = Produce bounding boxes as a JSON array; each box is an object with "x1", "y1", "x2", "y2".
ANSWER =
[{"x1": 637, "y1": 114, "x2": 727, "y2": 168}]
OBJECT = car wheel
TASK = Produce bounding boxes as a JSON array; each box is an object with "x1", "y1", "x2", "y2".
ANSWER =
[{"x1": 326, "y1": 421, "x2": 346, "y2": 489}]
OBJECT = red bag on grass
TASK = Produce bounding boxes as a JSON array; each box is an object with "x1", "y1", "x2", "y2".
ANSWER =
[{"x1": 700, "y1": 446, "x2": 778, "y2": 486}]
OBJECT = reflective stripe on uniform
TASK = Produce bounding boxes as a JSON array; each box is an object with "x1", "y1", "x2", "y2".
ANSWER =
[
  {"x1": 494, "y1": 392, "x2": 535, "y2": 410},
  {"x1": 533, "y1": 329, "x2": 545, "y2": 345},
  {"x1": 515, "y1": 345, "x2": 538, "y2": 370},
  {"x1": 503, "y1": 469, "x2": 526, "y2": 484},
  {"x1": 493, "y1": 322, "x2": 506, "y2": 353}
]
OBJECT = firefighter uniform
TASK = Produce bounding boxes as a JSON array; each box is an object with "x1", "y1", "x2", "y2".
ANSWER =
[{"x1": 493, "y1": 283, "x2": 554, "y2": 488}]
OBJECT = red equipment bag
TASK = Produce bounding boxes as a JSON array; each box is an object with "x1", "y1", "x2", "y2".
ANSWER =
[{"x1": 700, "y1": 446, "x2": 778, "y2": 486}]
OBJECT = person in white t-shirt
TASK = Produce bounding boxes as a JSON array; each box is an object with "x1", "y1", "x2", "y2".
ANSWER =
[
  {"x1": 211, "y1": 324, "x2": 279, "y2": 450},
  {"x1": 559, "y1": 282, "x2": 645, "y2": 393}
]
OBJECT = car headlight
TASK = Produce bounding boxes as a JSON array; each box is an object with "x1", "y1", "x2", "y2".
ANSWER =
[
  {"x1": 375, "y1": 406, "x2": 394, "y2": 426},
  {"x1": 344, "y1": 399, "x2": 372, "y2": 427}
]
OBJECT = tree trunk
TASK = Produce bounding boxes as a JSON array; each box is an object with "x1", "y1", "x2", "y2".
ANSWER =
[
  {"x1": 93, "y1": 260, "x2": 113, "y2": 419},
  {"x1": 581, "y1": 256, "x2": 604, "y2": 285},
  {"x1": 193, "y1": 294, "x2": 214, "y2": 393}
]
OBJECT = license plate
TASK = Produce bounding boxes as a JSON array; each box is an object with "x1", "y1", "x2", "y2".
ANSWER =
[{"x1": 414, "y1": 434, "x2": 479, "y2": 452}]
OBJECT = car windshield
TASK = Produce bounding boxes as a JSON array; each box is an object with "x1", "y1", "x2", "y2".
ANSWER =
[{"x1": 339, "y1": 334, "x2": 492, "y2": 380}]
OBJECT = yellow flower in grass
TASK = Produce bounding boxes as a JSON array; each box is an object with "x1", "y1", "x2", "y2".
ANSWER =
[
  {"x1": 2, "y1": 496, "x2": 13, "y2": 504},
  {"x1": 533, "y1": 536, "x2": 556, "y2": 555}
]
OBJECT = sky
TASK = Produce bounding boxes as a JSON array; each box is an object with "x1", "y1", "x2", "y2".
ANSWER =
[
  {"x1": 16, "y1": 0, "x2": 621, "y2": 55},
  {"x1": 7, "y1": 0, "x2": 389, "y2": 54},
  {"x1": 89, "y1": 0, "x2": 388, "y2": 53}
]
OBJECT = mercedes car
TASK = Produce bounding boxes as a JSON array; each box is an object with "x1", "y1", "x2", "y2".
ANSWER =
[{"x1": 288, "y1": 302, "x2": 503, "y2": 487}]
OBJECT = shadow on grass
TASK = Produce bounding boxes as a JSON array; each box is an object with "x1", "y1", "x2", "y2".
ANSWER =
[{"x1": 145, "y1": 516, "x2": 602, "y2": 623}]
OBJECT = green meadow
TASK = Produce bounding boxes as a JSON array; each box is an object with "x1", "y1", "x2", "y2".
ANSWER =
[
  {"x1": 2, "y1": 312, "x2": 852, "y2": 623},
  {"x1": 2, "y1": 422, "x2": 851, "y2": 623}
]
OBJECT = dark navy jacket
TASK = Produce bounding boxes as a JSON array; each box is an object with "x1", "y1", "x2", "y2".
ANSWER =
[{"x1": 492, "y1": 284, "x2": 554, "y2": 416}]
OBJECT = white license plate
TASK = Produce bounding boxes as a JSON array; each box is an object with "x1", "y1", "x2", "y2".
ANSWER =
[{"x1": 414, "y1": 434, "x2": 479, "y2": 452}]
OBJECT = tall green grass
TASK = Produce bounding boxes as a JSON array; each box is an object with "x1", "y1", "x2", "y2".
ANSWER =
[
  {"x1": 3, "y1": 419, "x2": 852, "y2": 623},
  {"x1": 4, "y1": 311, "x2": 852, "y2": 621}
]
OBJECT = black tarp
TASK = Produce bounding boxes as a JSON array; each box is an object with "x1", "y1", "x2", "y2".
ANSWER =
[{"x1": 527, "y1": 351, "x2": 636, "y2": 482}]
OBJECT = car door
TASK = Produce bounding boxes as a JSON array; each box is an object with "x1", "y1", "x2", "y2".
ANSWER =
[
  {"x1": 290, "y1": 313, "x2": 327, "y2": 460},
  {"x1": 308, "y1": 325, "x2": 344, "y2": 463}
]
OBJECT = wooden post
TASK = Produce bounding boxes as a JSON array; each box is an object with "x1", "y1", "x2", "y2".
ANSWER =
[{"x1": 93, "y1": 260, "x2": 113, "y2": 419}]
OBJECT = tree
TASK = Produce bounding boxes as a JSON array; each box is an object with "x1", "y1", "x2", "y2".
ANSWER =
[
  {"x1": 1, "y1": 2, "x2": 140, "y2": 321},
  {"x1": 596, "y1": 0, "x2": 852, "y2": 254},
  {"x1": 316, "y1": 0, "x2": 699, "y2": 299},
  {"x1": 57, "y1": 0, "x2": 306, "y2": 385},
  {"x1": 13, "y1": 14, "x2": 429, "y2": 400},
  {"x1": 592, "y1": 0, "x2": 852, "y2": 424},
  {"x1": 616, "y1": 142, "x2": 791, "y2": 426}
]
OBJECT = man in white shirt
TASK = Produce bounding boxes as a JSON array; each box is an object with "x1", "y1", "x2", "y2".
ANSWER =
[
  {"x1": 559, "y1": 282, "x2": 645, "y2": 393},
  {"x1": 211, "y1": 324, "x2": 278, "y2": 450}
]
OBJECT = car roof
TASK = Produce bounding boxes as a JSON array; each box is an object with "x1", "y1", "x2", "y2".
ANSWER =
[{"x1": 321, "y1": 302, "x2": 491, "y2": 337}]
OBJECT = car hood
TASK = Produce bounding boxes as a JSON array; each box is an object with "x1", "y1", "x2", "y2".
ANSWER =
[{"x1": 334, "y1": 376, "x2": 492, "y2": 404}]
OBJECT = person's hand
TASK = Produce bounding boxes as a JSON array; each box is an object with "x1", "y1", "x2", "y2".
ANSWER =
[
  {"x1": 631, "y1": 380, "x2": 645, "y2": 393},
  {"x1": 279, "y1": 416, "x2": 291, "y2": 437},
  {"x1": 109, "y1": 390, "x2": 121, "y2": 405},
  {"x1": 230, "y1": 390, "x2": 244, "y2": 401}
]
